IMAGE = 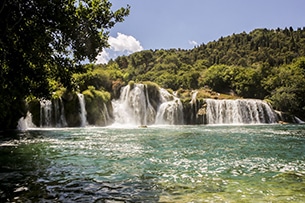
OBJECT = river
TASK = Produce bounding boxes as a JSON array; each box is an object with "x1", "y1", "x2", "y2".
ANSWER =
[{"x1": 1, "y1": 124, "x2": 305, "y2": 202}]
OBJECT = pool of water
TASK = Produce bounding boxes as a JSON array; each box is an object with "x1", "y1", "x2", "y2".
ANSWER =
[{"x1": 0, "y1": 124, "x2": 305, "y2": 202}]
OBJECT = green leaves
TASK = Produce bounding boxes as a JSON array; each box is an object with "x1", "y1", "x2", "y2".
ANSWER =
[
  {"x1": 264, "y1": 58, "x2": 305, "y2": 117},
  {"x1": 0, "y1": 0, "x2": 129, "y2": 129}
]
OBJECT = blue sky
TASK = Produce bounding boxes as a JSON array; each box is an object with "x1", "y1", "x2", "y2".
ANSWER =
[{"x1": 96, "y1": 0, "x2": 305, "y2": 63}]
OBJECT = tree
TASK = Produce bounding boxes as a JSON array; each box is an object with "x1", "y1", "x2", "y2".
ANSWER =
[
  {"x1": 0, "y1": 0, "x2": 129, "y2": 129},
  {"x1": 263, "y1": 58, "x2": 305, "y2": 119},
  {"x1": 199, "y1": 65, "x2": 230, "y2": 92}
]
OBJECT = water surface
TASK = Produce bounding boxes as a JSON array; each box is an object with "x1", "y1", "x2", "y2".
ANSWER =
[{"x1": 0, "y1": 124, "x2": 305, "y2": 202}]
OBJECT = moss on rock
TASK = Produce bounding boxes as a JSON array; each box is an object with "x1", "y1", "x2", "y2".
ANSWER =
[
  {"x1": 62, "y1": 91, "x2": 81, "y2": 127},
  {"x1": 83, "y1": 87, "x2": 113, "y2": 126},
  {"x1": 143, "y1": 81, "x2": 161, "y2": 111}
]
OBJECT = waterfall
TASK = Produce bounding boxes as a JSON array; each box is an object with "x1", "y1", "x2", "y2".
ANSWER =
[
  {"x1": 40, "y1": 99, "x2": 52, "y2": 127},
  {"x1": 112, "y1": 84, "x2": 156, "y2": 125},
  {"x1": 275, "y1": 110, "x2": 304, "y2": 124},
  {"x1": 53, "y1": 98, "x2": 67, "y2": 127},
  {"x1": 39, "y1": 98, "x2": 67, "y2": 128},
  {"x1": 29, "y1": 86, "x2": 300, "y2": 128},
  {"x1": 189, "y1": 90, "x2": 199, "y2": 124},
  {"x1": 102, "y1": 103, "x2": 113, "y2": 126},
  {"x1": 190, "y1": 91, "x2": 198, "y2": 106},
  {"x1": 295, "y1": 116, "x2": 305, "y2": 124},
  {"x1": 205, "y1": 99, "x2": 278, "y2": 124},
  {"x1": 112, "y1": 84, "x2": 184, "y2": 126},
  {"x1": 17, "y1": 112, "x2": 36, "y2": 130},
  {"x1": 155, "y1": 88, "x2": 184, "y2": 125},
  {"x1": 77, "y1": 93, "x2": 87, "y2": 127}
]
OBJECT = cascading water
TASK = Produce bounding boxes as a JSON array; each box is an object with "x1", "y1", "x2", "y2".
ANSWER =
[
  {"x1": 77, "y1": 93, "x2": 87, "y2": 127},
  {"x1": 275, "y1": 110, "x2": 304, "y2": 124},
  {"x1": 112, "y1": 84, "x2": 156, "y2": 125},
  {"x1": 25, "y1": 85, "x2": 298, "y2": 128},
  {"x1": 40, "y1": 99, "x2": 52, "y2": 127},
  {"x1": 53, "y1": 98, "x2": 67, "y2": 127},
  {"x1": 17, "y1": 112, "x2": 35, "y2": 130},
  {"x1": 189, "y1": 90, "x2": 199, "y2": 124},
  {"x1": 39, "y1": 98, "x2": 67, "y2": 127},
  {"x1": 204, "y1": 99, "x2": 278, "y2": 124},
  {"x1": 102, "y1": 103, "x2": 113, "y2": 126},
  {"x1": 155, "y1": 88, "x2": 184, "y2": 125},
  {"x1": 112, "y1": 84, "x2": 184, "y2": 126}
]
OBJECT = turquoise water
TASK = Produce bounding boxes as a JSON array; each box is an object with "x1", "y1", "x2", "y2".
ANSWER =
[{"x1": 0, "y1": 124, "x2": 305, "y2": 202}]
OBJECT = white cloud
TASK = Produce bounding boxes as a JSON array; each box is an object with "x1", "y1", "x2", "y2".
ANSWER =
[
  {"x1": 95, "y1": 33, "x2": 143, "y2": 64},
  {"x1": 189, "y1": 40, "x2": 198, "y2": 46},
  {"x1": 109, "y1": 33, "x2": 143, "y2": 53}
]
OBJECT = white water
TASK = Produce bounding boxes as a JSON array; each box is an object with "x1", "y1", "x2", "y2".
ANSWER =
[
  {"x1": 155, "y1": 88, "x2": 184, "y2": 125},
  {"x1": 77, "y1": 93, "x2": 87, "y2": 127},
  {"x1": 112, "y1": 84, "x2": 156, "y2": 125},
  {"x1": 17, "y1": 112, "x2": 36, "y2": 131},
  {"x1": 205, "y1": 99, "x2": 278, "y2": 124},
  {"x1": 190, "y1": 90, "x2": 198, "y2": 106},
  {"x1": 40, "y1": 99, "x2": 52, "y2": 127},
  {"x1": 22, "y1": 85, "x2": 300, "y2": 129},
  {"x1": 189, "y1": 90, "x2": 199, "y2": 123},
  {"x1": 53, "y1": 98, "x2": 67, "y2": 127},
  {"x1": 112, "y1": 84, "x2": 184, "y2": 126},
  {"x1": 295, "y1": 116, "x2": 305, "y2": 124},
  {"x1": 102, "y1": 103, "x2": 112, "y2": 125},
  {"x1": 39, "y1": 98, "x2": 67, "y2": 127}
]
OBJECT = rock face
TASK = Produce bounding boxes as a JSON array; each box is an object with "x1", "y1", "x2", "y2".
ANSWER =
[
  {"x1": 83, "y1": 89, "x2": 113, "y2": 126},
  {"x1": 62, "y1": 92, "x2": 81, "y2": 127}
]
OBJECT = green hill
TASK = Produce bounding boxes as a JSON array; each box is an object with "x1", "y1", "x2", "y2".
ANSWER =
[{"x1": 75, "y1": 27, "x2": 305, "y2": 120}]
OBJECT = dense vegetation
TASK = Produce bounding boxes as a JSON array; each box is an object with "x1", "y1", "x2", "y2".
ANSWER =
[
  {"x1": 76, "y1": 28, "x2": 305, "y2": 120},
  {"x1": 0, "y1": 0, "x2": 129, "y2": 129},
  {"x1": 1, "y1": 3, "x2": 305, "y2": 130}
]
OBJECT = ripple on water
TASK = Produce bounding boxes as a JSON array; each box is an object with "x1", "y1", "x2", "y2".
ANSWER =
[{"x1": 0, "y1": 125, "x2": 305, "y2": 202}]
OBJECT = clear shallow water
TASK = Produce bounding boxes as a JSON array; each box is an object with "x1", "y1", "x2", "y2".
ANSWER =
[{"x1": 0, "y1": 125, "x2": 305, "y2": 202}]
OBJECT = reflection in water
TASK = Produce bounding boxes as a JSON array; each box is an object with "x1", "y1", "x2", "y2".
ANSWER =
[{"x1": 0, "y1": 125, "x2": 305, "y2": 202}]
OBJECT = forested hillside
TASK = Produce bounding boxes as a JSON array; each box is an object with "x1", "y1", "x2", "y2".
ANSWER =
[
  {"x1": 74, "y1": 27, "x2": 305, "y2": 120},
  {"x1": 192, "y1": 27, "x2": 305, "y2": 67}
]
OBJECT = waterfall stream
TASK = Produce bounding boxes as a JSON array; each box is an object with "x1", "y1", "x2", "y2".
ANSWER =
[
  {"x1": 39, "y1": 98, "x2": 67, "y2": 127},
  {"x1": 53, "y1": 98, "x2": 67, "y2": 127},
  {"x1": 204, "y1": 99, "x2": 278, "y2": 124},
  {"x1": 40, "y1": 99, "x2": 52, "y2": 127},
  {"x1": 112, "y1": 84, "x2": 155, "y2": 125},
  {"x1": 112, "y1": 84, "x2": 183, "y2": 126},
  {"x1": 77, "y1": 93, "x2": 87, "y2": 127},
  {"x1": 155, "y1": 88, "x2": 184, "y2": 125},
  {"x1": 22, "y1": 84, "x2": 302, "y2": 129}
]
